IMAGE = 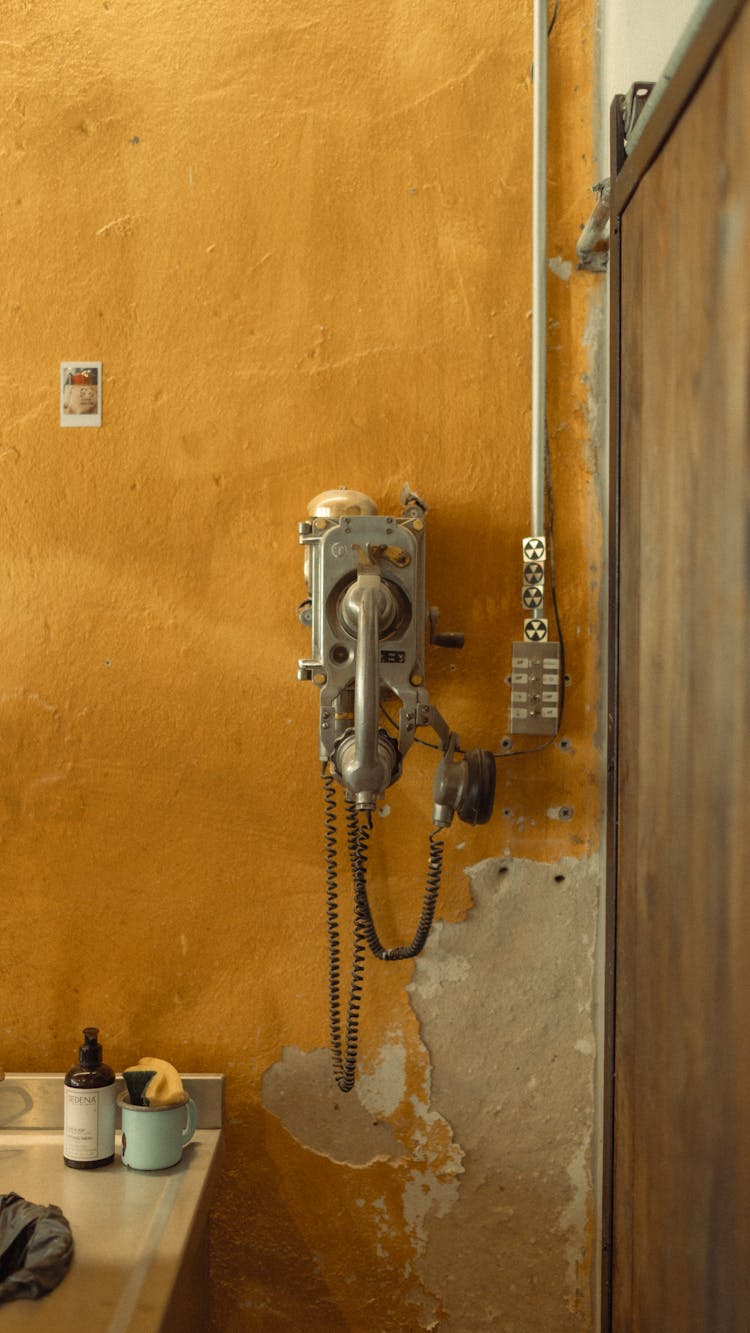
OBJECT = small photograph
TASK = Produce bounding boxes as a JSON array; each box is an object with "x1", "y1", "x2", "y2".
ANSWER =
[{"x1": 60, "y1": 362, "x2": 102, "y2": 427}]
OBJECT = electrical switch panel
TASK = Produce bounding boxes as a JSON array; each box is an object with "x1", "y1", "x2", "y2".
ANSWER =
[{"x1": 509, "y1": 640, "x2": 561, "y2": 735}]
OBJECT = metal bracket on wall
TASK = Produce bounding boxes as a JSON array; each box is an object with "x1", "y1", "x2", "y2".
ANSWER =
[
  {"x1": 576, "y1": 83, "x2": 654, "y2": 273},
  {"x1": 623, "y1": 82, "x2": 655, "y2": 150},
  {"x1": 577, "y1": 178, "x2": 611, "y2": 272}
]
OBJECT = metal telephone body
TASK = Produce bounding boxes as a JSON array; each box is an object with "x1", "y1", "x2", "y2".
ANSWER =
[
  {"x1": 297, "y1": 488, "x2": 496, "y2": 1092},
  {"x1": 298, "y1": 486, "x2": 495, "y2": 827},
  {"x1": 298, "y1": 490, "x2": 450, "y2": 810}
]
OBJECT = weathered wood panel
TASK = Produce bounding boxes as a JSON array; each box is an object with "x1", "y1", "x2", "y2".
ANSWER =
[{"x1": 612, "y1": 4, "x2": 750, "y2": 1330}]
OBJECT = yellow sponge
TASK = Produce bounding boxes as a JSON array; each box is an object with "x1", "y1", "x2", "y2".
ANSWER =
[{"x1": 126, "y1": 1057, "x2": 186, "y2": 1107}]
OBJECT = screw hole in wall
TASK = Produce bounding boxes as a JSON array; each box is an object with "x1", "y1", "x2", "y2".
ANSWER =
[
  {"x1": 554, "y1": 874, "x2": 566, "y2": 883},
  {"x1": 558, "y1": 738, "x2": 573, "y2": 751}
]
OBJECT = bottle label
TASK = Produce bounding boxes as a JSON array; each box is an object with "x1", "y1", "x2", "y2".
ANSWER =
[{"x1": 64, "y1": 1084, "x2": 115, "y2": 1161}]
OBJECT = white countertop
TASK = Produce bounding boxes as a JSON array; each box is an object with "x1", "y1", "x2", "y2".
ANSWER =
[{"x1": 0, "y1": 1077, "x2": 223, "y2": 1331}]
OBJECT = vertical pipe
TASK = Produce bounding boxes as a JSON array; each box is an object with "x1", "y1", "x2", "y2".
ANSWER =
[{"x1": 531, "y1": 0, "x2": 548, "y2": 539}]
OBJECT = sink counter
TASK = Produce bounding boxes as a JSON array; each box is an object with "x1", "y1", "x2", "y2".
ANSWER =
[{"x1": 0, "y1": 1076, "x2": 223, "y2": 1332}]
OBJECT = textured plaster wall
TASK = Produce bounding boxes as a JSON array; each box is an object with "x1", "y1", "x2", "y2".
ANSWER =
[{"x1": 1, "y1": 1, "x2": 602, "y2": 1329}]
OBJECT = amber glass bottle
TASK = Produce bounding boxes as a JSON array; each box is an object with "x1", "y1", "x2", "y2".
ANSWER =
[{"x1": 63, "y1": 1027, "x2": 116, "y2": 1169}]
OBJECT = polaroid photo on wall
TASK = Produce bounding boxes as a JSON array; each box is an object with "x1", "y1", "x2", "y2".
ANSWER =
[{"x1": 60, "y1": 361, "x2": 102, "y2": 427}]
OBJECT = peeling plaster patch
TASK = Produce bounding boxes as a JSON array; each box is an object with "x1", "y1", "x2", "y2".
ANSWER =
[
  {"x1": 549, "y1": 255, "x2": 573, "y2": 281},
  {"x1": 559, "y1": 1135, "x2": 592, "y2": 1303},
  {"x1": 408, "y1": 854, "x2": 599, "y2": 1330},
  {"x1": 357, "y1": 1037, "x2": 407, "y2": 1118},
  {"x1": 367, "y1": 1195, "x2": 398, "y2": 1263},
  {"x1": 405, "y1": 921, "x2": 471, "y2": 1002},
  {"x1": 261, "y1": 1046, "x2": 406, "y2": 1166},
  {"x1": 403, "y1": 1163, "x2": 461, "y2": 1248},
  {"x1": 402, "y1": 1095, "x2": 463, "y2": 1246}
]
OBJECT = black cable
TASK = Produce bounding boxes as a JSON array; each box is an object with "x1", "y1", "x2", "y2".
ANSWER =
[
  {"x1": 378, "y1": 703, "x2": 453, "y2": 752},
  {"x1": 350, "y1": 817, "x2": 444, "y2": 962},
  {"x1": 324, "y1": 773, "x2": 446, "y2": 1092},
  {"x1": 532, "y1": 0, "x2": 561, "y2": 79},
  {"x1": 379, "y1": 403, "x2": 566, "y2": 767},
  {"x1": 323, "y1": 770, "x2": 367, "y2": 1094}
]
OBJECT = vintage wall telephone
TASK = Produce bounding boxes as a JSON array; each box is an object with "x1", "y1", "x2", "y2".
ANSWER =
[{"x1": 297, "y1": 485, "x2": 496, "y2": 1091}]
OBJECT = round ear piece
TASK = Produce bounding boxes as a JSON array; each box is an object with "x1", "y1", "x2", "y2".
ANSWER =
[
  {"x1": 433, "y1": 740, "x2": 496, "y2": 828},
  {"x1": 456, "y1": 748, "x2": 496, "y2": 826}
]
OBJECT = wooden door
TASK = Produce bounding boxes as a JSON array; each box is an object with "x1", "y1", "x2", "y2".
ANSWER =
[{"x1": 607, "y1": 1, "x2": 750, "y2": 1328}]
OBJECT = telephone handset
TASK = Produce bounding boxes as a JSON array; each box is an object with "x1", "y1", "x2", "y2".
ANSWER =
[{"x1": 298, "y1": 486, "x2": 495, "y2": 1091}]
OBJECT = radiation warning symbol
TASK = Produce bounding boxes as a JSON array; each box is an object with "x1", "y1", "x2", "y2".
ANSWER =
[
  {"x1": 522, "y1": 536, "x2": 546, "y2": 562},
  {"x1": 523, "y1": 561, "x2": 545, "y2": 585},
  {"x1": 524, "y1": 617, "x2": 548, "y2": 642},
  {"x1": 522, "y1": 586, "x2": 544, "y2": 610}
]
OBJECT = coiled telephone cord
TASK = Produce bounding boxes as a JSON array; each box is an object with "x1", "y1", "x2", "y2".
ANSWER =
[
  {"x1": 323, "y1": 767, "x2": 445, "y2": 1092},
  {"x1": 347, "y1": 807, "x2": 445, "y2": 962},
  {"x1": 323, "y1": 769, "x2": 366, "y2": 1092}
]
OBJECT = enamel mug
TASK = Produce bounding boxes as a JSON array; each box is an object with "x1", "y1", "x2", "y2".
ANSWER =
[{"x1": 118, "y1": 1093, "x2": 197, "y2": 1170}]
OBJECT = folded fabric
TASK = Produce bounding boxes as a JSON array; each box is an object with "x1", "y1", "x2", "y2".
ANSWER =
[{"x1": 0, "y1": 1192, "x2": 73, "y2": 1303}]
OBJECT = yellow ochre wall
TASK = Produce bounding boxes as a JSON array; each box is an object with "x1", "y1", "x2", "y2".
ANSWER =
[{"x1": 2, "y1": 1, "x2": 602, "y2": 1328}]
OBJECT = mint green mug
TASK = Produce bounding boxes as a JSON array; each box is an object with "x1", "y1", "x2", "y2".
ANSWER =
[{"x1": 118, "y1": 1093, "x2": 196, "y2": 1170}]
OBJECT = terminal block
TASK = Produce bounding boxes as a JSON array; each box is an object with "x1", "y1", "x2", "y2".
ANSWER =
[{"x1": 509, "y1": 641, "x2": 561, "y2": 735}]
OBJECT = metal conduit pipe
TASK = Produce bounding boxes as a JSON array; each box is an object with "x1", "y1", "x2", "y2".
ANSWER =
[{"x1": 531, "y1": 0, "x2": 548, "y2": 541}]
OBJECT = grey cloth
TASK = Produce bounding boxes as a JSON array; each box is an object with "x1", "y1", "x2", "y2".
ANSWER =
[{"x1": 0, "y1": 1192, "x2": 73, "y2": 1302}]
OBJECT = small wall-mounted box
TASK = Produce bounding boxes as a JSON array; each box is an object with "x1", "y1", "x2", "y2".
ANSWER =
[{"x1": 60, "y1": 362, "x2": 102, "y2": 427}]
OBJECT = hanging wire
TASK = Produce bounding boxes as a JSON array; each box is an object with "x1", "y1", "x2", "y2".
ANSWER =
[
  {"x1": 350, "y1": 817, "x2": 445, "y2": 962},
  {"x1": 324, "y1": 771, "x2": 368, "y2": 1093},
  {"x1": 323, "y1": 773, "x2": 446, "y2": 1092},
  {"x1": 379, "y1": 416, "x2": 566, "y2": 764}
]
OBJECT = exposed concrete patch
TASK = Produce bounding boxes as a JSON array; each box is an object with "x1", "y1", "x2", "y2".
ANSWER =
[
  {"x1": 403, "y1": 1134, "x2": 462, "y2": 1248},
  {"x1": 560, "y1": 1132, "x2": 593, "y2": 1299},
  {"x1": 261, "y1": 1045, "x2": 406, "y2": 1166},
  {"x1": 407, "y1": 853, "x2": 599, "y2": 1331},
  {"x1": 357, "y1": 1035, "x2": 407, "y2": 1119},
  {"x1": 408, "y1": 921, "x2": 471, "y2": 1000},
  {"x1": 549, "y1": 254, "x2": 574, "y2": 281}
]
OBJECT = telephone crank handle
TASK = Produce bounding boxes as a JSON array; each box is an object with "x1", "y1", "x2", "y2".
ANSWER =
[
  {"x1": 428, "y1": 606, "x2": 464, "y2": 650},
  {"x1": 431, "y1": 631, "x2": 464, "y2": 649}
]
